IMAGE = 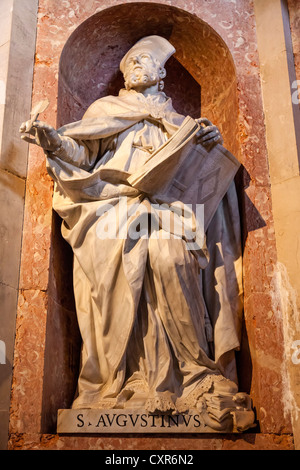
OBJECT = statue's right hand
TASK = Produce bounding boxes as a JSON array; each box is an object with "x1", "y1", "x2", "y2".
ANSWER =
[{"x1": 19, "y1": 120, "x2": 62, "y2": 152}]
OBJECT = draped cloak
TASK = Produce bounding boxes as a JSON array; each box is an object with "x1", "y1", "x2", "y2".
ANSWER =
[{"x1": 46, "y1": 89, "x2": 243, "y2": 412}]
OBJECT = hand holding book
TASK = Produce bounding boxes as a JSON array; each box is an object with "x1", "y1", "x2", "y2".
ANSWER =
[
  {"x1": 195, "y1": 117, "x2": 224, "y2": 147},
  {"x1": 126, "y1": 116, "x2": 240, "y2": 230}
]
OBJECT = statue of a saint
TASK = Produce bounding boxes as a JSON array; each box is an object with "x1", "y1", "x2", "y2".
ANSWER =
[{"x1": 20, "y1": 36, "x2": 254, "y2": 431}]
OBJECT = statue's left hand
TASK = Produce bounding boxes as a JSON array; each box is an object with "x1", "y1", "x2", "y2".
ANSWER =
[{"x1": 196, "y1": 118, "x2": 224, "y2": 147}]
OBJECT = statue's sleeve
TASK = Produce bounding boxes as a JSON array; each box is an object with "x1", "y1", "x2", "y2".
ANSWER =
[{"x1": 50, "y1": 135, "x2": 100, "y2": 171}]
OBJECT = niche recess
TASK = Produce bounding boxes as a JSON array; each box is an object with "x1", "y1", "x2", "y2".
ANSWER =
[{"x1": 41, "y1": 2, "x2": 247, "y2": 432}]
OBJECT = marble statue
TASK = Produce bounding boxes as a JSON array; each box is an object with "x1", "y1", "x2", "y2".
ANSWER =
[{"x1": 20, "y1": 36, "x2": 255, "y2": 432}]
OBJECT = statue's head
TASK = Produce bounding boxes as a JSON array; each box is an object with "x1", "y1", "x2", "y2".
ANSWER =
[{"x1": 120, "y1": 36, "x2": 175, "y2": 91}]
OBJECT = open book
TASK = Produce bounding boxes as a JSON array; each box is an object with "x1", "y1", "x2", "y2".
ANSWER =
[
  {"x1": 127, "y1": 116, "x2": 200, "y2": 191},
  {"x1": 127, "y1": 116, "x2": 241, "y2": 230}
]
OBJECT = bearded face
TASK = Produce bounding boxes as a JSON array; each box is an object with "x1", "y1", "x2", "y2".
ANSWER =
[{"x1": 123, "y1": 52, "x2": 165, "y2": 91}]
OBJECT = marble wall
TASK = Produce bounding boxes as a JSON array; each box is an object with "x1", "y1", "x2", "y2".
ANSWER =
[
  {"x1": 0, "y1": 0, "x2": 38, "y2": 450},
  {"x1": 6, "y1": 0, "x2": 299, "y2": 450}
]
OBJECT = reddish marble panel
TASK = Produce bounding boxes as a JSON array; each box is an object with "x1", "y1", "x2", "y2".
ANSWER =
[
  {"x1": 243, "y1": 292, "x2": 292, "y2": 434},
  {"x1": 10, "y1": 0, "x2": 292, "y2": 448},
  {"x1": 18, "y1": 165, "x2": 53, "y2": 291},
  {"x1": 8, "y1": 432, "x2": 294, "y2": 450},
  {"x1": 9, "y1": 290, "x2": 48, "y2": 434}
]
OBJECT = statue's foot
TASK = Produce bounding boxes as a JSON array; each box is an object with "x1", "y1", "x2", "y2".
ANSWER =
[{"x1": 145, "y1": 391, "x2": 176, "y2": 413}]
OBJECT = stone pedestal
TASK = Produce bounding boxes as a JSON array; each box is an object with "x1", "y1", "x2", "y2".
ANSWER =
[{"x1": 57, "y1": 407, "x2": 256, "y2": 434}]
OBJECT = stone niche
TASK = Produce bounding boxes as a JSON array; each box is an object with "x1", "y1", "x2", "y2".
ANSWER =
[
  {"x1": 41, "y1": 2, "x2": 249, "y2": 434},
  {"x1": 7, "y1": 0, "x2": 294, "y2": 451}
]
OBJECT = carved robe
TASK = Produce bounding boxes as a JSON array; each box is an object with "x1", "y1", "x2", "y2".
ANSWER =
[{"x1": 46, "y1": 89, "x2": 243, "y2": 411}]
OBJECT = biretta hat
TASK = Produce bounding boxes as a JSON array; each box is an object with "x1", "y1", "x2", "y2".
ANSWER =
[{"x1": 120, "y1": 35, "x2": 175, "y2": 73}]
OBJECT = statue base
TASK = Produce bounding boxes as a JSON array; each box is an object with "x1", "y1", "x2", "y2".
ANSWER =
[{"x1": 57, "y1": 407, "x2": 256, "y2": 434}]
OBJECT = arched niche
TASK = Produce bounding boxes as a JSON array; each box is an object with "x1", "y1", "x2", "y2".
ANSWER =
[
  {"x1": 57, "y1": 2, "x2": 238, "y2": 155},
  {"x1": 42, "y1": 2, "x2": 247, "y2": 432}
]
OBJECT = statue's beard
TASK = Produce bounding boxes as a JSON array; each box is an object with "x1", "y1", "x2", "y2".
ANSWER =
[{"x1": 124, "y1": 66, "x2": 160, "y2": 90}]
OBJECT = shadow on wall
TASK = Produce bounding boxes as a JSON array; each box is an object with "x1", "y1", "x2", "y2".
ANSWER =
[{"x1": 42, "y1": 2, "x2": 258, "y2": 432}]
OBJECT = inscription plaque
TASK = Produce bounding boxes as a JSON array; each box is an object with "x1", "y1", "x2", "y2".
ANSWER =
[{"x1": 57, "y1": 409, "x2": 245, "y2": 434}]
